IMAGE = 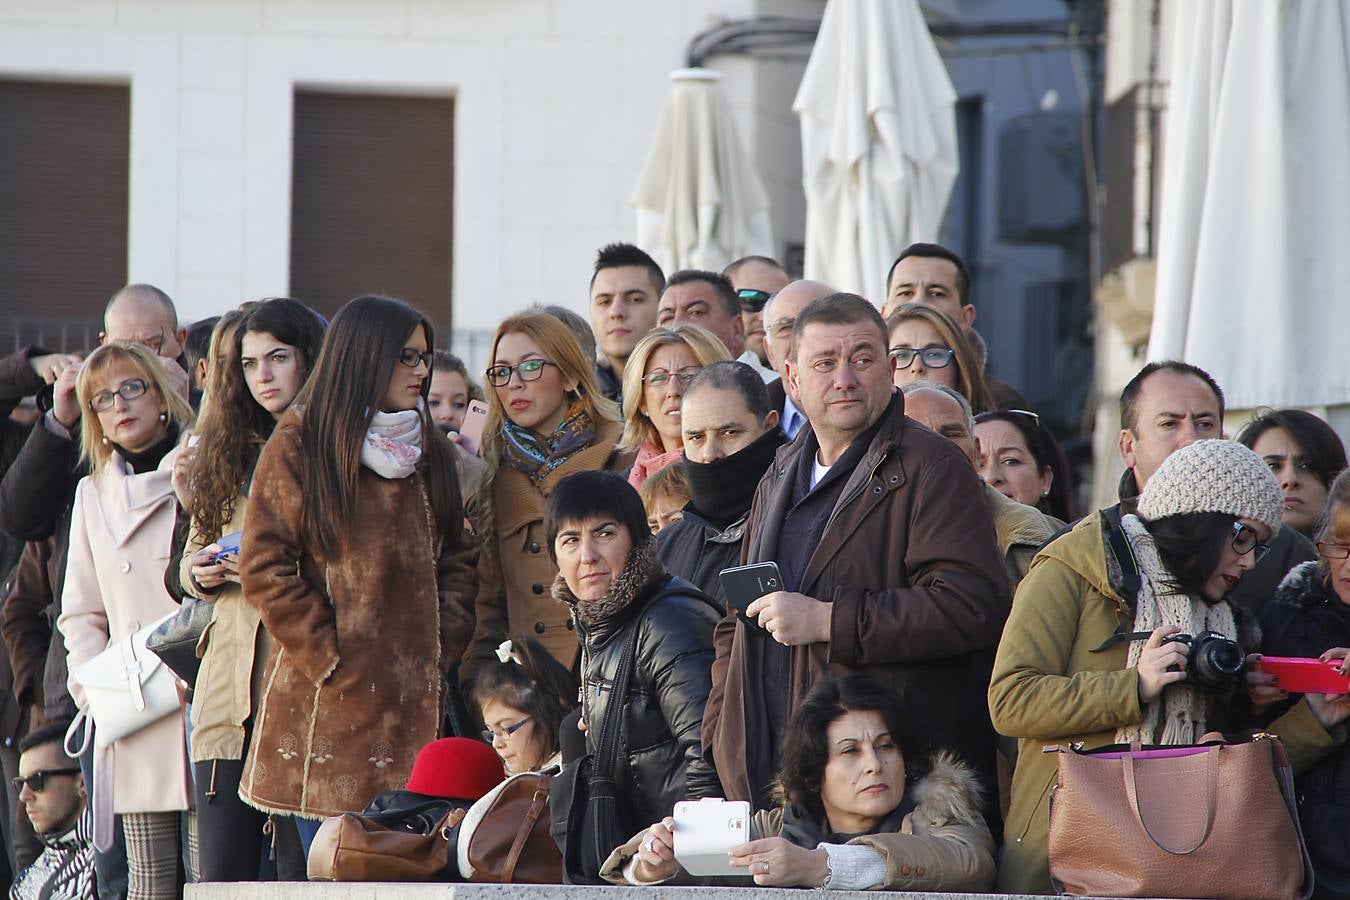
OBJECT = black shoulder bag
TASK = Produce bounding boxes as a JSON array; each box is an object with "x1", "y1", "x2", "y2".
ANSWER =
[{"x1": 548, "y1": 607, "x2": 644, "y2": 884}]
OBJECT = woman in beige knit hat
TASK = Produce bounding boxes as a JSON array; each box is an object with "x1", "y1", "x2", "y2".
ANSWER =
[{"x1": 989, "y1": 439, "x2": 1350, "y2": 893}]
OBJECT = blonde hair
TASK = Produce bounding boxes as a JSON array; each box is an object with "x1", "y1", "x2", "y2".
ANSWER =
[
  {"x1": 619, "y1": 325, "x2": 731, "y2": 452},
  {"x1": 638, "y1": 460, "x2": 690, "y2": 517},
  {"x1": 481, "y1": 312, "x2": 620, "y2": 473},
  {"x1": 885, "y1": 302, "x2": 994, "y2": 415},
  {"x1": 76, "y1": 343, "x2": 195, "y2": 472}
]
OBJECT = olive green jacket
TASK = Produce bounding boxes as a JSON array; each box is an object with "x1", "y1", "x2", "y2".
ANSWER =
[{"x1": 988, "y1": 509, "x2": 1345, "y2": 893}]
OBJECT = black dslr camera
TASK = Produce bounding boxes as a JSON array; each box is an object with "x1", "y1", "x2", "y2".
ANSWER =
[{"x1": 1164, "y1": 631, "x2": 1246, "y2": 692}]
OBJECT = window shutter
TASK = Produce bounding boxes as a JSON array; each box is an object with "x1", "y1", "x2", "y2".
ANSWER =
[{"x1": 290, "y1": 90, "x2": 454, "y2": 331}]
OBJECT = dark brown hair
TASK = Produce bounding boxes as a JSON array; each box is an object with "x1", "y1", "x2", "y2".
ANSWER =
[
  {"x1": 1236, "y1": 408, "x2": 1347, "y2": 490},
  {"x1": 189, "y1": 299, "x2": 325, "y2": 542},
  {"x1": 297, "y1": 295, "x2": 464, "y2": 556},
  {"x1": 469, "y1": 635, "x2": 578, "y2": 763},
  {"x1": 777, "y1": 675, "x2": 929, "y2": 822},
  {"x1": 789, "y1": 292, "x2": 888, "y2": 362}
]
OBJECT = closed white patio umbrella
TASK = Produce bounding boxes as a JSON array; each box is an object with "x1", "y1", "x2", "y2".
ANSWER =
[
  {"x1": 793, "y1": 0, "x2": 959, "y2": 307},
  {"x1": 1150, "y1": 0, "x2": 1350, "y2": 416},
  {"x1": 631, "y1": 68, "x2": 774, "y2": 274}
]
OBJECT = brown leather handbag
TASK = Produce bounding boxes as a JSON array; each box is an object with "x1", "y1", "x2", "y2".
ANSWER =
[
  {"x1": 1047, "y1": 733, "x2": 1313, "y2": 899},
  {"x1": 466, "y1": 771, "x2": 563, "y2": 883},
  {"x1": 307, "y1": 804, "x2": 466, "y2": 882}
]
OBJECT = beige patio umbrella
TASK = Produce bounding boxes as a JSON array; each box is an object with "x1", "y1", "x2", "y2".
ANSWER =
[
  {"x1": 631, "y1": 68, "x2": 774, "y2": 274},
  {"x1": 1150, "y1": 0, "x2": 1350, "y2": 425},
  {"x1": 793, "y1": 0, "x2": 959, "y2": 306}
]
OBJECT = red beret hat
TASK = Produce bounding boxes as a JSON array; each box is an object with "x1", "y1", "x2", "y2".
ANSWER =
[{"x1": 406, "y1": 738, "x2": 504, "y2": 801}]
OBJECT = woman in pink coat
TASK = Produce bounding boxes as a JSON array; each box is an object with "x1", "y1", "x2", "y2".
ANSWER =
[{"x1": 58, "y1": 342, "x2": 196, "y2": 899}]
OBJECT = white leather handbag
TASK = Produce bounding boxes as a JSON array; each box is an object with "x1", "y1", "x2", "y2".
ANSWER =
[{"x1": 64, "y1": 610, "x2": 182, "y2": 755}]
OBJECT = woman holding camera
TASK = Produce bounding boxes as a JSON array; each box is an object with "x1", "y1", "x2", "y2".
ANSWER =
[
  {"x1": 546, "y1": 470, "x2": 722, "y2": 834},
  {"x1": 605, "y1": 675, "x2": 995, "y2": 891},
  {"x1": 989, "y1": 439, "x2": 1350, "y2": 893}
]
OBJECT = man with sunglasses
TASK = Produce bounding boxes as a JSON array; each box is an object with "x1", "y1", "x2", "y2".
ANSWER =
[
  {"x1": 657, "y1": 270, "x2": 776, "y2": 384},
  {"x1": 723, "y1": 256, "x2": 789, "y2": 369},
  {"x1": 10, "y1": 719, "x2": 93, "y2": 900}
]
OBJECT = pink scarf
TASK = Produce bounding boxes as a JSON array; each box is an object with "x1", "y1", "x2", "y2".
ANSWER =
[{"x1": 627, "y1": 442, "x2": 684, "y2": 489}]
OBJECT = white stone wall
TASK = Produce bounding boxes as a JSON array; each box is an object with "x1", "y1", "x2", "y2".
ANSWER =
[{"x1": 0, "y1": 0, "x2": 816, "y2": 341}]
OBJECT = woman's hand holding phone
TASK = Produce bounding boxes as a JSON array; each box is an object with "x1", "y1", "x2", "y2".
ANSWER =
[
  {"x1": 632, "y1": 817, "x2": 679, "y2": 883},
  {"x1": 189, "y1": 544, "x2": 240, "y2": 589},
  {"x1": 728, "y1": 836, "x2": 829, "y2": 887}
]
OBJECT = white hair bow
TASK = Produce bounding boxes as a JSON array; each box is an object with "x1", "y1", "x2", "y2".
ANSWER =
[{"x1": 495, "y1": 640, "x2": 520, "y2": 665}]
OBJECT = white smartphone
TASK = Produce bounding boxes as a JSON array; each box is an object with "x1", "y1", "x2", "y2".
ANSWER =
[{"x1": 672, "y1": 798, "x2": 751, "y2": 877}]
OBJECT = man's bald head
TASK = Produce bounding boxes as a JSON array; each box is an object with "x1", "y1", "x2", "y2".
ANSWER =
[
  {"x1": 103, "y1": 284, "x2": 184, "y2": 358},
  {"x1": 900, "y1": 381, "x2": 978, "y2": 467},
  {"x1": 762, "y1": 279, "x2": 834, "y2": 378}
]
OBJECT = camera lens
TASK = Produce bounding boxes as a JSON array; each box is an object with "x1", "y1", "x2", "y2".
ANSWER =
[{"x1": 1192, "y1": 635, "x2": 1244, "y2": 686}]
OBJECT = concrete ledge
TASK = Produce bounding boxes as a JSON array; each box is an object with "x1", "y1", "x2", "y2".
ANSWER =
[{"x1": 189, "y1": 883, "x2": 1060, "y2": 900}]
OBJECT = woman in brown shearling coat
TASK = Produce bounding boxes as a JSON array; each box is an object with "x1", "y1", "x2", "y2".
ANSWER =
[{"x1": 238, "y1": 296, "x2": 478, "y2": 835}]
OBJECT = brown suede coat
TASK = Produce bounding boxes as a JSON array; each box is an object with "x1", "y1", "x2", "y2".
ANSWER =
[
  {"x1": 461, "y1": 418, "x2": 629, "y2": 681},
  {"x1": 704, "y1": 391, "x2": 1012, "y2": 808},
  {"x1": 238, "y1": 417, "x2": 478, "y2": 819}
]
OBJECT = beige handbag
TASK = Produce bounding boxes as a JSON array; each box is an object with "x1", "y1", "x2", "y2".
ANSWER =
[{"x1": 1047, "y1": 734, "x2": 1313, "y2": 899}]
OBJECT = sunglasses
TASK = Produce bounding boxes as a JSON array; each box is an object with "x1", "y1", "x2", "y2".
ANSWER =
[
  {"x1": 12, "y1": 768, "x2": 81, "y2": 794},
  {"x1": 737, "y1": 289, "x2": 771, "y2": 313}
]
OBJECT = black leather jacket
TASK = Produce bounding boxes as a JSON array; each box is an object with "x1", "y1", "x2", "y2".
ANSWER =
[
  {"x1": 1261, "y1": 561, "x2": 1350, "y2": 895},
  {"x1": 577, "y1": 574, "x2": 723, "y2": 832}
]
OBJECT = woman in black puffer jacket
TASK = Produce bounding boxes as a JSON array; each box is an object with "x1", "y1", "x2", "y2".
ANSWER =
[
  {"x1": 1259, "y1": 470, "x2": 1350, "y2": 898},
  {"x1": 547, "y1": 470, "x2": 723, "y2": 834}
]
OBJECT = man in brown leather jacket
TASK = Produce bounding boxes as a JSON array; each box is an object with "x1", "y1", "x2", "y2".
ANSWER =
[{"x1": 702, "y1": 293, "x2": 1012, "y2": 821}]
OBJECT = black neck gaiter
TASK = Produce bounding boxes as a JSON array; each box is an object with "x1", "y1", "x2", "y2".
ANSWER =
[{"x1": 682, "y1": 426, "x2": 786, "y2": 529}]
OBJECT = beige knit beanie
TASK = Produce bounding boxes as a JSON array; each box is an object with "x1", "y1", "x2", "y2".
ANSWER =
[{"x1": 1137, "y1": 439, "x2": 1283, "y2": 533}]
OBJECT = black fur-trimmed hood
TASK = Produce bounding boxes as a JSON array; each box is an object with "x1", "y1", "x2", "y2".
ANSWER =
[{"x1": 1274, "y1": 560, "x2": 1330, "y2": 611}]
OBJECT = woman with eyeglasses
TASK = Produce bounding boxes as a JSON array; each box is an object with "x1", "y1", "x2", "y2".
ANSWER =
[
  {"x1": 170, "y1": 299, "x2": 323, "y2": 882},
  {"x1": 460, "y1": 312, "x2": 627, "y2": 693},
  {"x1": 989, "y1": 440, "x2": 1350, "y2": 893},
  {"x1": 974, "y1": 409, "x2": 1076, "y2": 524},
  {"x1": 619, "y1": 325, "x2": 731, "y2": 489},
  {"x1": 235, "y1": 295, "x2": 477, "y2": 855},
  {"x1": 57, "y1": 342, "x2": 197, "y2": 897},
  {"x1": 1256, "y1": 470, "x2": 1350, "y2": 895},
  {"x1": 885, "y1": 303, "x2": 994, "y2": 414}
]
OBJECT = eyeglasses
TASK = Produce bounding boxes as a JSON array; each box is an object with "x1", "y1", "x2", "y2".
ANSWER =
[
  {"x1": 1317, "y1": 541, "x2": 1350, "y2": 560},
  {"x1": 888, "y1": 347, "x2": 955, "y2": 369},
  {"x1": 398, "y1": 348, "x2": 434, "y2": 370},
  {"x1": 766, "y1": 317, "x2": 797, "y2": 340},
  {"x1": 643, "y1": 366, "x2": 701, "y2": 388},
  {"x1": 88, "y1": 378, "x2": 149, "y2": 412},
  {"x1": 482, "y1": 717, "x2": 531, "y2": 744},
  {"x1": 12, "y1": 768, "x2": 81, "y2": 794},
  {"x1": 485, "y1": 359, "x2": 558, "y2": 387},
  {"x1": 737, "y1": 289, "x2": 771, "y2": 313},
  {"x1": 1231, "y1": 521, "x2": 1271, "y2": 563}
]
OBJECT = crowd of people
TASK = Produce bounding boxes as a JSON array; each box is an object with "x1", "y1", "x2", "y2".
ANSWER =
[{"x1": 0, "y1": 239, "x2": 1345, "y2": 898}]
